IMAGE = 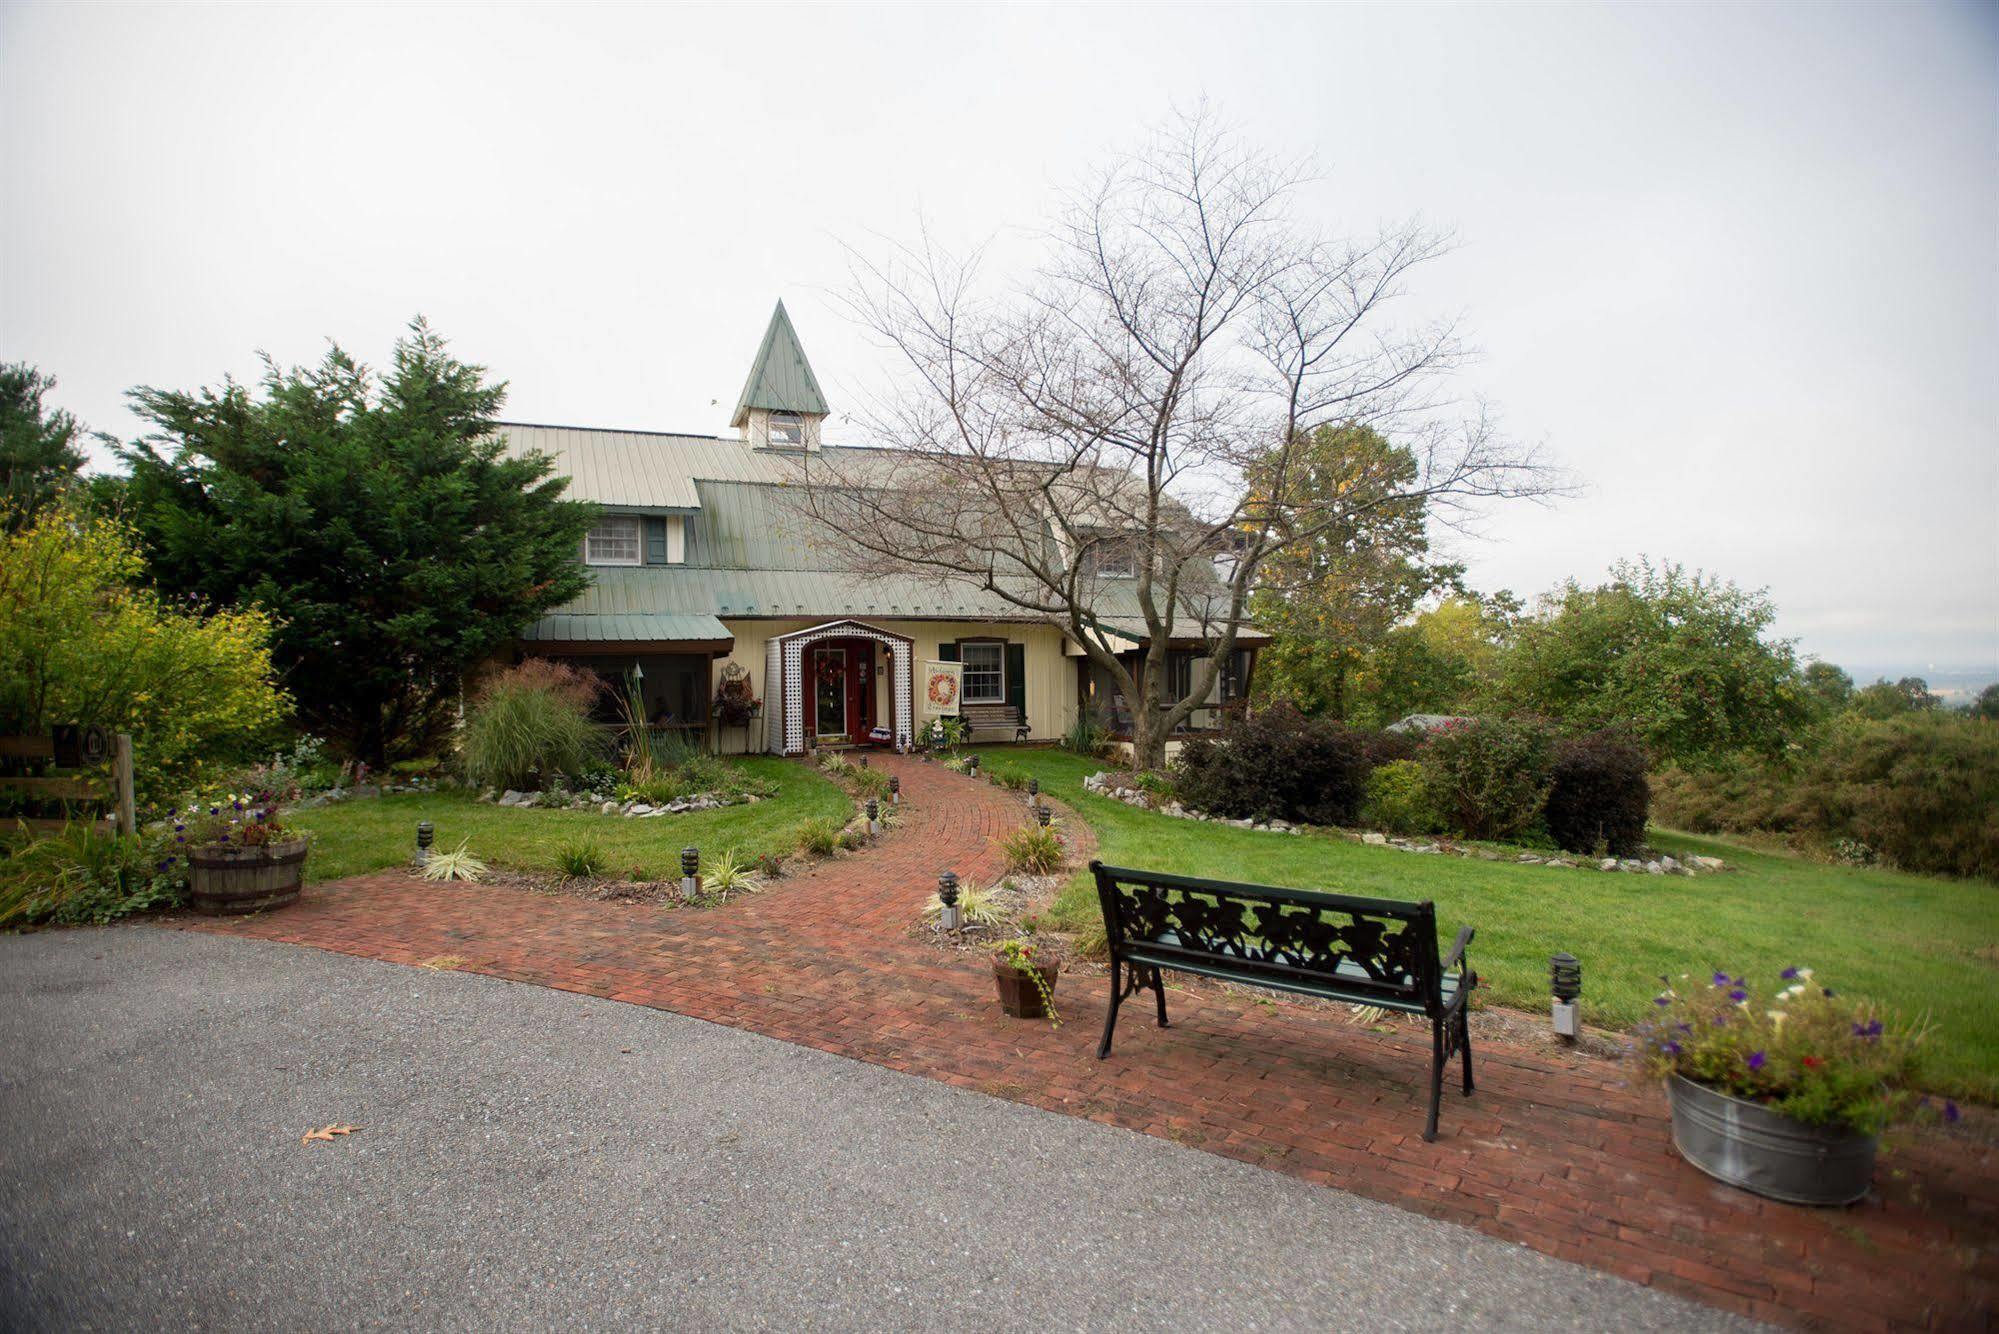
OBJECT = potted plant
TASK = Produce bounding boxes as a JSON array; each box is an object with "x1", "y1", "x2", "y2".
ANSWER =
[
  {"x1": 1638, "y1": 966, "x2": 1923, "y2": 1205},
  {"x1": 992, "y1": 917, "x2": 1060, "y2": 1023},
  {"x1": 177, "y1": 793, "x2": 309, "y2": 916}
]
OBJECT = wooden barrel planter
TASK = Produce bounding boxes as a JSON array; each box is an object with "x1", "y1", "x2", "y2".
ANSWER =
[
  {"x1": 992, "y1": 956, "x2": 1060, "y2": 1018},
  {"x1": 187, "y1": 838, "x2": 309, "y2": 916}
]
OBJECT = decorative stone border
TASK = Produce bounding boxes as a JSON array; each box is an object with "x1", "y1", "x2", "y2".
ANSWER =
[
  {"x1": 479, "y1": 787, "x2": 761, "y2": 819},
  {"x1": 1079, "y1": 771, "x2": 1726, "y2": 875}
]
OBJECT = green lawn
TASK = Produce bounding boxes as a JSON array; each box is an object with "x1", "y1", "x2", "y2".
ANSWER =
[
  {"x1": 986, "y1": 745, "x2": 1999, "y2": 1102},
  {"x1": 291, "y1": 757, "x2": 851, "y2": 884}
]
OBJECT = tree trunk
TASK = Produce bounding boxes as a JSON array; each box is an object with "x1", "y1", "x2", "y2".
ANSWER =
[{"x1": 1129, "y1": 707, "x2": 1170, "y2": 772}]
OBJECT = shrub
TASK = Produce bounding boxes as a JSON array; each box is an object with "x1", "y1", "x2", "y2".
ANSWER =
[
  {"x1": 751, "y1": 852, "x2": 787, "y2": 879},
  {"x1": 1173, "y1": 703, "x2": 1371, "y2": 825},
  {"x1": 999, "y1": 824, "x2": 1064, "y2": 875},
  {"x1": 1361, "y1": 729, "x2": 1424, "y2": 767},
  {"x1": 1419, "y1": 717, "x2": 1556, "y2": 842},
  {"x1": 923, "y1": 879, "x2": 1008, "y2": 928},
  {"x1": 850, "y1": 766, "x2": 892, "y2": 800},
  {"x1": 701, "y1": 848, "x2": 763, "y2": 897},
  {"x1": 1544, "y1": 731, "x2": 1650, "y2": 856},
  {"x1": 461, "y1": 664, "x2": 606, "y2": 791},
  {"x1": 0, "y1": 507, "x2": 286, "y2": 800},
  {"x1": 817, "y1": 752, "x2": 856, "y2": 777},
  {"x1": 983, "y1": 761, "x2": 1030, "y2": 792},
  {"x1": 1362, "y1": 760, "x2": 1444, "y2": 836},
  {"x1": 553, "y1": 839, "x2": 606, "y2": 878},
  {"x1": 421, "y1": 839, "x2": 486, "y2": 882},
  {"x1": 1061, "y1": 711, "x2": 1112, "y2": 757},
  {"x1": 0, "y1": 823, "x2": 187, "y2": 929},
  {"x1": 797, "y1": 818, "x2": 842, "y2": 856},
  {"x1": 1793, "y1": 714, "x2": 1999, "y2": 880},
  {"x1": 1649, "y1": 756, "x2": 1801, "y2": 835}
]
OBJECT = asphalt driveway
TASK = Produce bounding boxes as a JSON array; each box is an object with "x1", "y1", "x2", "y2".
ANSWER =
[{"x1": 0, "y1": 928, "x2": 1746, "y2": 1331}]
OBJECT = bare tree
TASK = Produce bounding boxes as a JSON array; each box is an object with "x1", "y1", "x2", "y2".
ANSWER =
[{"x1": 799, "y1": 108, "x2": 1565, "y2": 768}]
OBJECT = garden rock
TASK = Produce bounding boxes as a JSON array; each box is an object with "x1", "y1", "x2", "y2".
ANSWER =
[
  {"x1": 1362, "y1": 832, "x2": 1388, "y2": 845},
  {"x1": 1601, "y1": 859, "x2": 1621, "y2": 871}
]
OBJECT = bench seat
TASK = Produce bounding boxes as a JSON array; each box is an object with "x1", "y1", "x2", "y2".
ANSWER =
[{"x1": 1092, "y1": 860, "x2": 1478, "y2": 1141}]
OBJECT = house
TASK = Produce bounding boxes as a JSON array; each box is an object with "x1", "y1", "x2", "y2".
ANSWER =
[{"x1": 501, "y1": 302, "x2": 1263, "y2": 754}]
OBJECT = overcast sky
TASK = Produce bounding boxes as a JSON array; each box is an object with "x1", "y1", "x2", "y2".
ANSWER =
[{"x1": 3, "y1": 2, "x2": 1993, "y2": 679}]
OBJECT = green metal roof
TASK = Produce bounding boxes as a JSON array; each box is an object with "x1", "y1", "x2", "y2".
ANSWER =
[
  {"x1": 729, "y1": 301, "x2": 829, "y2": 427},
  {"x1": 521, "y1": 611, "x2": 731, "y2": 644}
]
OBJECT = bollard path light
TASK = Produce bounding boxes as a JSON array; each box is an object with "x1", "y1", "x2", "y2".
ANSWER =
[
  {"x1": 1027, "y1": 776, "x2": 1039, "y2": 797},
  {"x1": 865, "y1": 797, "x2": 880, "y2": 836},
  {"x1": 680, "y1": 847, "x2": 701, "y2": 903},
  {"x1": 889, "y1": 774, "x2": 901, "y2": 803},
  {"x1": 1034, "y1": 805, "x2": 1052, "y2": 828},
  {"x1": 414, "y1": 821, "x2": 435, "y2": 865},
  {"x1": 1550, "y1": 952, "x2": 1582, "y2": 1039},
  {"x1": 937, "y1": 870, "x2": 962, "y2": 931},
  {"x1": 859, "y1": 753, "x2": 870, "y2": 768}
]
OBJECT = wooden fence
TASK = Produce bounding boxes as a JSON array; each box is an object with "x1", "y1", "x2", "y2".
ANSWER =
[{"x1": 0, "y1": 728, "x2": 136, "y2": 837}]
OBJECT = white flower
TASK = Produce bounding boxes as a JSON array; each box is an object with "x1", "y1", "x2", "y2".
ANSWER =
[
  {"x1": 1784, "y1": 984, "x2": 1806, "y2": 998},
  {"x1": 1766, "y1": 1010, "x2": 1788, "y2": 1027},
  {"x1": 1797, "y1": 967, "x2": 1814, "y2": 980}
]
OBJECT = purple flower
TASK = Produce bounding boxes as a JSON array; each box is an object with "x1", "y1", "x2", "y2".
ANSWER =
[
  {"x1": 1712, "y1": 972, "x2": 1729, "y2": 986},
  {"x1": 1781, "y1": 967, "x2": 1799, "y2": 980},
  {"x1": 1663, "y1": 1040, "x2": 1682, "y2": 1056},
  {"x1": 1713, "y1": 1014, "x2": 1727, "y2": 1027},
  {"x1": 1728, "y1": 988, "x2": 1748, "y2": 1003},
  {"x1": 1944, "y1": 1101, "x2": 1961, "y2": 1125},
  {"x1": 1852, "y1": 1019, "x2": 1883, "y2": 1040},
  {"x1": 1747, "y1": 1051, "x2": 1766, "y2": 1071},
  {"x1": 1654, "y1": 996, "x2": 1672, "y2": 1007}
]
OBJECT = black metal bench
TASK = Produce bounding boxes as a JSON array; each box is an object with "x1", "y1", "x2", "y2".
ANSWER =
[
  {"x1": 961, "y1": 703, "x2": 1029, "y2": 742},
  {"x1": 1090, "y1": 860, "x2": 1477, "y2": 1141}
]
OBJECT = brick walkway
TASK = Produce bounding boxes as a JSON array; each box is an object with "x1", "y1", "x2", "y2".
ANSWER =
[{"x1": 177, "y1": 754, "x2": 1996, "y2": 1330}]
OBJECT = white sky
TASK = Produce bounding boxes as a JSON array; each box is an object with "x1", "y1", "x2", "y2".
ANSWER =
[{"x1": 3, "y1": 2, "x2": 1994, "y2": 678}]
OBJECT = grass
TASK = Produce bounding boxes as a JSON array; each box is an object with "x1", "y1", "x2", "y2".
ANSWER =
[
  {"x1": 292, "y1": 757, "x2": 849, "y2": 884},
  {"x1": 982, "y1": 745, "x2": 1999, "y2": 1102}
]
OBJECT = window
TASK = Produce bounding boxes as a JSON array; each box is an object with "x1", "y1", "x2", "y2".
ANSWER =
[
  {"x1": 769, "y1": 412, "x2": 803, "y2": 447},
  {"x1": 583, "y1": 515, "x2": 642, "y2": 566},
  {"x1": 960, "y1": 641, "x2": 1005, "y2": 704}
]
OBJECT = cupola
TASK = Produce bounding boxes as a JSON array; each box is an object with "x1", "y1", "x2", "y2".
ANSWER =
[{"x1": 730, "y1": 300, "x2": 829, "y2": 450}]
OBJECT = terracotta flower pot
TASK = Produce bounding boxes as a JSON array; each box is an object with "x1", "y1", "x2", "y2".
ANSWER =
[
  {"x1": 992, "y1": 956, "x2": 1060, "y2": 1019},
  {"x1": 187, "y1": 838, "x2": 309, "y2": 916}
]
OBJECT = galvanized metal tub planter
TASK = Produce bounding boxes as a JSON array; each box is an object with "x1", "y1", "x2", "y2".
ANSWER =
[
  {"x1": 993, "y1": 957, "x2": 1060, "y2": 1019},
  {"x1": 187, "y1": 838, "x2": 309, "y2": 916},
  {"x1": 1666, "y1": 1073, "x2": 1878, "y2": 1206}
]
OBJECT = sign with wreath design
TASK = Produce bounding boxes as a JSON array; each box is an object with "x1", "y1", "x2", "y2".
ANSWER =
[{"x1": 923, "y1": 660, "x2": 962, "y2": 716}]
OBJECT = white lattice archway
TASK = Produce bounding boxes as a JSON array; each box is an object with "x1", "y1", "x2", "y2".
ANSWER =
[{"x1": 766, "y1": 620, "x2": 914, "y2": 755}]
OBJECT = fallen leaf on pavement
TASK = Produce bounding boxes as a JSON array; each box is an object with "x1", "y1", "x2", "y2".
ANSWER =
[{"x1": 301, "y1": 1124, "x2": 361, "y2": 1145}]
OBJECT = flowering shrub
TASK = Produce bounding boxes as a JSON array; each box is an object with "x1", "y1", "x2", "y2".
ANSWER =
[
  {"x1": 1637, "y1": 967, "x2": 1925, "y2": 1134},
  {"x1": 169, "y1": 792, "x2": 298, "y2": 851}
]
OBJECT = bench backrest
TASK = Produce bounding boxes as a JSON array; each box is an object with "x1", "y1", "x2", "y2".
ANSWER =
[
  {"x1": 962, "y1": 703, "x2": 1020, "y2": 722},
  {"x1": 1091, "y1": 861, "x2": 1444, "y2": 1013}
]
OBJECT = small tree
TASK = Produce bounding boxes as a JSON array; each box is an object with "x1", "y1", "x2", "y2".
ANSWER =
[
  {"x1": 116, "y1": 320, "x2": 595, "y2": 763},
  {"x1": 0, "y1": 506, "x2": 285, "y2": 797},
  {"x1": 799, "y1": 109, "x2": 1563, "y2": 768},
  {"x1": 1496, "y1": 559, "x2": 1809, "y2": 767},
  {"x1": 0, "y1": 363, "x2": 89, "y2": 529}
]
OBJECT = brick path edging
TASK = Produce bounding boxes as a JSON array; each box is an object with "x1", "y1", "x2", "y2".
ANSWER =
[{"x1": 175, "y1": 753, "x2": 1997, "y2": 1331}]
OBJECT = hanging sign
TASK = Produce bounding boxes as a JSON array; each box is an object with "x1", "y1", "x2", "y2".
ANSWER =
[{"x1": 923, "y1": 660, "x2": 962, "y2": 716}]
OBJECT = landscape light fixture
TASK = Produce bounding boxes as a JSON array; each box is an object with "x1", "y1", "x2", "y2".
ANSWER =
[
  {"x1": 1027, "y1": 777, "x2": 1038, "y2": 797},
  {"x1": 858, "y1": 753, "x2": 869, "y2": 768},
  {"x1": 865, "y1": 797, "x2": 880, "y2": 836},
  {"x1": 889, "y1": 775, "x2": 901, "y2": 804},
  {"x1": 937, "y1": 870, "x2": 961, "y2": 931},
  {"x1": 414, "y1": 821, "x2": 435, "y2": 866},
  {"x1": 1034, "y1": 805, "x2": 1051, "y2": 828},
  {"x1": 680, "y1": 846, "x2": 700, "y2": 903},
  {"x1": 1550, "y1": 952, "x2": 1582, "y2": 1040}
]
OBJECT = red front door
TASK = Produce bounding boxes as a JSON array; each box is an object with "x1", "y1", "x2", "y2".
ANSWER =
[{"x1": 809, "y1": 640, "x2": 877, "y2": 743}]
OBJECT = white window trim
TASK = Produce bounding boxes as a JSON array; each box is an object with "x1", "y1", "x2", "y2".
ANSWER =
[
  {"x1": 584, "y1": 515, "x2": 643, "y2": 566},
  {"x1": 769, "y1": 412, "x2": 803, "y2": 446},
  {"x1": 960, "y1": 641, "x2": 1005, "y2": 705}
]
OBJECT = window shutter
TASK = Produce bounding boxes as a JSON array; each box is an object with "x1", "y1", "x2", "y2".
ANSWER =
[
  {"x1": 1005, "y1": 642, "x2": 1026, "y2": 716},
  {"x1": 644, "y1": 517, "x2": 669, "y2": 565},
  {"x1": 938, "y1": 642, "x2": 959, "y2": 662}
]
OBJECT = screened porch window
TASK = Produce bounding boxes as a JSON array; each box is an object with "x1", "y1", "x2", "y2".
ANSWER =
[
  {"x1": 960, "y1": 641, "x2": 1005, "y2": 703},
  {"x1": 584, "y1": 515, "x2": 642, "y2": 566}
]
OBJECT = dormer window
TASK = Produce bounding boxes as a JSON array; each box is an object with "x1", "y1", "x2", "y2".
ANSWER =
[
  {"x1": 583, "y1": 515, "x2": 642, "y2": 566},
  {"x1": 769, "y1": 412, "x2": 803, "y2": 447}
]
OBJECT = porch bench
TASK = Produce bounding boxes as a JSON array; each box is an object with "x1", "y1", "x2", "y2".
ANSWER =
[
  {"x1": 1090, "y1": 861, "x2": 1477, "y2": 1141},
  {"x1": 960, "y1": 703, "x2": 1029, "y2": 742}
]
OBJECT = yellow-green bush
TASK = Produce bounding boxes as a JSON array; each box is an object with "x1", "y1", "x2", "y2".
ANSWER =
[{"x1": 0, "y1": 506, "x2": 286, "y2": 800}]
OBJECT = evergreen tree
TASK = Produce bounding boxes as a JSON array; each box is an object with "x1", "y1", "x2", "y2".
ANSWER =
[
  {"x1": 117, "y1": 320, "x2": 595, "y2": 763},
  {"x1": 0, "y1": 362, "x2": 89, "y2": 527}
]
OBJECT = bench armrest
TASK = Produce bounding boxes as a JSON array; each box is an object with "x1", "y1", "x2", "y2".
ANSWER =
[{"x1": 1442, "y1": 925, "x2": 1474, "y2": 973}]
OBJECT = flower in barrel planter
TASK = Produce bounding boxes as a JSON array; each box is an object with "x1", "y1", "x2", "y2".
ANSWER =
[
  {"x1": 178, "y1": 792, "x2": 310, "y2": 916},
  {"x1": 1638, "y1": 966, "x2": 1923, "y2": 1205},
  {"x1": 991, "y1": 916, "x2": 1060, "y2": 1025}
]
